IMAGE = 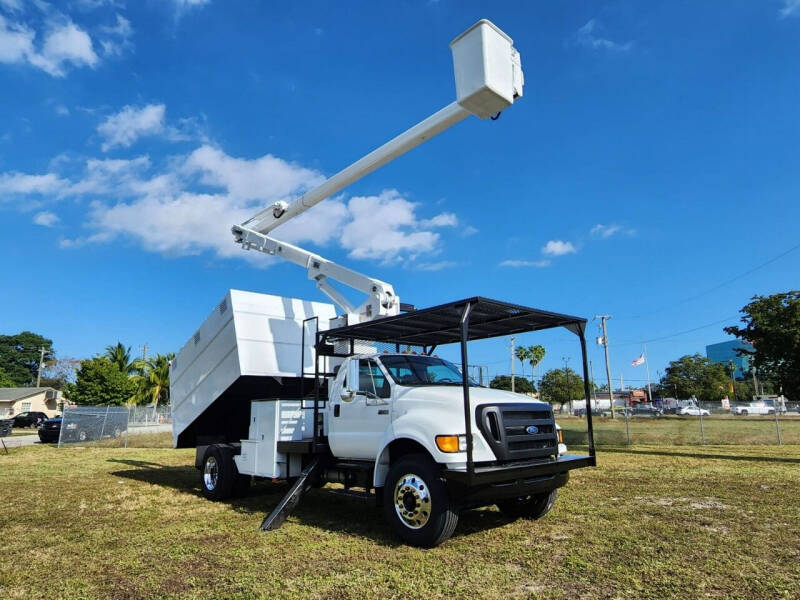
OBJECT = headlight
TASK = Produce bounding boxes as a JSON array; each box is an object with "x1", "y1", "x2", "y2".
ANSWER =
[{"x1": 435, "y1": 434, "x2": 467, "y2": 453}]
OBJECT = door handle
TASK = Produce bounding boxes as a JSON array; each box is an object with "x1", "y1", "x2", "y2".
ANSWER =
[
  {"x1": 334, "y1": 405, "x2": 341, "y2": 417},
  {"x1": 377, "y1": 409, "x2": 389, "y2": 415}
]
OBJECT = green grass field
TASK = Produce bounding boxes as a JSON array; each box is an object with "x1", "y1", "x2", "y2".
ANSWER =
[{"x1": 1, "y1": 441, "x2": 798, "y2": 599}]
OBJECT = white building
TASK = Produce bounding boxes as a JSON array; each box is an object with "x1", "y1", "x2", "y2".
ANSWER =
[{"x1": 0, "y1": 387, "x2": 61, "y2": 418}]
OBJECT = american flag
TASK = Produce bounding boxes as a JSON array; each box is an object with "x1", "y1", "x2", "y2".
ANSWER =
[{"x1": 631, "y1": 354, "x2": 645, "y2": 366}]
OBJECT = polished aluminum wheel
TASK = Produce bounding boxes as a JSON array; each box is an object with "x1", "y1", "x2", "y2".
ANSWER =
[
  {"x1": 204, "y1": 456, "x2": 219, "y2": 491},
  {"x1": 394, "y1": 473, "x2": 432, "y2": 529}
]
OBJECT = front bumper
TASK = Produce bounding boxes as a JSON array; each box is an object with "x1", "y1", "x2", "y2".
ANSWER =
[
  {"x1": 443, "y1": 454, "x2": 595, "y2": 505},
  {"x1": 38, "y1": 431, "x2": 59, "y2": 443}
]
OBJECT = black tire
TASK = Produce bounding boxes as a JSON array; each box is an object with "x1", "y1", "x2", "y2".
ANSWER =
[
  {"x1": 740, "y1": 410, "x2": 748, "y2": 416},
  {"x1": 496, "y1": 489, "x2": 558, "y2": 520},
  {"x1": 201, "y1": 445, "x2": 235, "y2": 500},
  {"x1": 383, "y1": 453, "x2": 458, "y2": 548}
]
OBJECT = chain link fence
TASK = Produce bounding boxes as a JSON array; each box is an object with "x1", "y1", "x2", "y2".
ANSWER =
[
  {"x1": 558, "y1": 399, "x2": 800, "y2": 447},
  {"x1": 57, "y1": 405, "x2": 172, "y2": 448}
]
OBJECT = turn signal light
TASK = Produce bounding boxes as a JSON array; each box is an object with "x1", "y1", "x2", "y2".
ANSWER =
[
  {"x1": 436, "y1": 435, "x2": 463, "y2": 453},
  {"x1": 557, "y1": 428, "x2": 563, "y2": 444}
]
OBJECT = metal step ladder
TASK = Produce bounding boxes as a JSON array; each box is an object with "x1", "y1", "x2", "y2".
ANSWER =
[{"x1": 260, "y1": 456, "x2": 324, "y2": 531}]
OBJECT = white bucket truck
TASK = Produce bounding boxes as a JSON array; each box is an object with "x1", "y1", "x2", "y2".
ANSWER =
[{"x1": 171, "y1": 20, "x2": 597, "y2": 547}]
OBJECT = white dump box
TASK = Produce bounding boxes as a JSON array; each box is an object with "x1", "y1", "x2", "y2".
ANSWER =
[{"x1": 170, "y1": 290, "x2": 337, "y2": 448}]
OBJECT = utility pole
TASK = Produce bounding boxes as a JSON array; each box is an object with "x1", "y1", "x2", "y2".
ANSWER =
[
  {"x1": 751, "y1": 368, "x2": 759, "y2": 400},
  {"x1": 509, "y1": 336, "x2": 516, "y2": 393},
  {"x1": 644, "y1": 344, "x2": 654, "y2": 405},
  {"x1": 36, "y1": 346, "x2": 46, "y2": 387},
  {"x1": 595, "y1": 315, "x2": 616, "y2": 419}
]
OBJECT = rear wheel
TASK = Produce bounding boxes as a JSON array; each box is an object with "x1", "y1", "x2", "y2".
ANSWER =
[
  {"x1": 201, "y1": 445, "x2": 247, "y2": 500},
  {"x1": 383, "y1": 454, "x2": 458, "y2": 547},
  {"x1": 496, "y1": 489, "x2": 558, "y2": 520},
  {"x1": 740, "y1": 410, "x2": 748, "y2": 416}
]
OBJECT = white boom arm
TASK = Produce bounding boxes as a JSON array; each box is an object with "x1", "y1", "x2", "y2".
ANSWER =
[
  {"x1": 232, "y1": 226, "x2": 398, "y2": 321},
  {"x1": 234, "y1": 19, "x2": 524, "y2": 323}
]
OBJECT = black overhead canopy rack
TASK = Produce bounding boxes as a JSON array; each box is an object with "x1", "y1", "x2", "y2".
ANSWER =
[
  {"x1": 314, "y1": 297, "x2": 596, "y2": 485},
  {"x1": 319, "y1": 296, "x2": 587, "y2": 347}
]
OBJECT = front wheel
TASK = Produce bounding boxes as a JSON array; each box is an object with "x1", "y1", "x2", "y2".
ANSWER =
[
  {"x1": 383, "y1": 454, "x2": 459, "y2": 548},
  {"x1": 496, "y1": 489, "x2": 558, "y2": 520}
]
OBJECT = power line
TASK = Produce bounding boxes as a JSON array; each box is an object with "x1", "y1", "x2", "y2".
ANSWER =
[
  {"x1": 627, "y1": 240, "x2": 800, "y2": 319},
  {"x1": 613, "y1": 314, "x2": 740, "y2": 347}
]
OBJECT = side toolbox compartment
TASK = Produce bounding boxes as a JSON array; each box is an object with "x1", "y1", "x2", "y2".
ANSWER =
[{"x1": 234, "y1": 400, "x2": 314, "y2": 478}]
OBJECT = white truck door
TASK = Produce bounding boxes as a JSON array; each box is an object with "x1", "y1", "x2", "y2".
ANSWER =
[{"x1": 328, "y1": 357, "x2": 392, "y2": 460}]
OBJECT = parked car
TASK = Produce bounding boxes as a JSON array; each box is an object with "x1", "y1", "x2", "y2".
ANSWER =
[
  {"x1": 679, "y1": 406, "x2": 710, "y2": 416},
  {"x1": 37, "y1": 416, "x2": 62, "y2": 443},
  {"x1": 628, "y1": 405, "x2": 663, "y2": 417},
  {"x1": 732, "y1": 402, "x2": 775, "y2": 416},
  {"x1": 574, "y1": 407, "x2": 606, "y2": 417},
  {"x1": 38, "y1": 413, "x2": 126, "y2": 444},
  {"x1": 12, "y1": 411, "x2": 48, "y2": 428}
]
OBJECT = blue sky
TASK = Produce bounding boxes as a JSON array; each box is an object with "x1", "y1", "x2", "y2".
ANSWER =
[{"x1": 1, "y1": 0, "x2": 798, "y2": 389}]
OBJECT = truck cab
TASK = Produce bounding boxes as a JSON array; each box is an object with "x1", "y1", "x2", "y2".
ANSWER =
[{"x1": 328, "y1": 352, "x2": 567, "y2": 468}]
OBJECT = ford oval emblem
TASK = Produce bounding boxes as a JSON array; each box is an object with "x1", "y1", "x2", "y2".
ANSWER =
[{"x1": 525, "y1": 425, "x2": 539, "y2": 435}]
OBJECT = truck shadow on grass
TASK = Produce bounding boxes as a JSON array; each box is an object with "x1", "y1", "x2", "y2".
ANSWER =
[{"x1": 107, "y1": 458, "x2": 511, "y2": 545}]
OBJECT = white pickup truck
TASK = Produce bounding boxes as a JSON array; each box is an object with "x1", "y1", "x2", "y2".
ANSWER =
[{"x1": 732, "y1": 401, "x2": 776, "y2": 416}]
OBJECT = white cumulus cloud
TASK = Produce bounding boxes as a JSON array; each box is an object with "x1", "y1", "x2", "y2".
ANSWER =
[
  {"x1": 340, "y1": 190, "x2": 446, "y2": 262},
  {"x1": 575, "y1": 19, "x2": 632, "y2": 52},
  {"x1": 499, "y1": 259, "x2": 550, "y2": 268},
  {"x1": 590, "y1": 223, "x2": 621, "y2": 238},
  {"x1": 28, "y1": 21, "x2": 99, "y2": 76},
  {"x1": 98, "y1": 104, "x2": 166, "y2": 151},
  {"x1": 542, "y1": 240, "x2": 577, "y2": 256},
  {"x1": 33, "y1": 210, "x2": 60, "y2": 227},
  {"x1": 1, "y1": 138, "x2": 458, "y2": 266},
  {"x1": 0, "y1": 172, "x2": 70, "y2": 196},
  {"x1": 33, "y1": 210, "x2": 61, "y2": 227},
  {"x1": 781, "y1": 0, "x2": 800, "y2": 17},
  {"x1": 0, "y1": 8, "x2": 100, "y2": 77},
  {"x1": 98, "y1": 14, "x2": 133, "y2": 56}
]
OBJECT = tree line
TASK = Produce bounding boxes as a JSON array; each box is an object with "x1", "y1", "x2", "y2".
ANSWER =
[
  {"x1": 486, "y1": 290, "x2": 800, "y2": 404},
  {"x1": 0, "y1": 333, "x2": 173, "y2": 409}
]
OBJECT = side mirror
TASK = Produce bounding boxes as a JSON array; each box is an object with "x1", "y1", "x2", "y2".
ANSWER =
[{"x1": 342, "y1": 359, "x2": 360, "y2": 399}]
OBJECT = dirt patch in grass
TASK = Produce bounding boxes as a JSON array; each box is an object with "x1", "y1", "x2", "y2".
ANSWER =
[{"x1": 1, "y1": 444, "x2": 799, "y2": 599}]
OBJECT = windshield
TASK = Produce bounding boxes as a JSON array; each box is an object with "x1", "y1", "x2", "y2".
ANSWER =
[{"x1": 379, "y1": 355, "x2": 478, "y2": 387}]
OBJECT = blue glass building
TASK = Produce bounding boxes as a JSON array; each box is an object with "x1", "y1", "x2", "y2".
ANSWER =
[{"x1": 706, "y1": 340, "x2": 753, "y2": 380}]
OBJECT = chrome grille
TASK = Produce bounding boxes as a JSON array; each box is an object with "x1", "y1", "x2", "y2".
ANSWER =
[{"x1": 476, "y1": 403, "x2": 558, "y2": 461}]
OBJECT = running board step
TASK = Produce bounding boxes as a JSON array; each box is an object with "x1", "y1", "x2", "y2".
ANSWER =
[{"x1": 260, "y1": 457, "x2": 323, "y2": 532}]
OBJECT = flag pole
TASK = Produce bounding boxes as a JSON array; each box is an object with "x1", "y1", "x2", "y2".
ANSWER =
[{"x1": 644, "y1": 344, "x2": 654, "y2": 403}]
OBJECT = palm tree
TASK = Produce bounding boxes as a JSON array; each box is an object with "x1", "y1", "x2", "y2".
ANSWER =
[
  {"x1": 105, "y1": 342, "x2": 134, "y2": 375},
  {"x1": 527, "y1": 345, "x2": 546, "y2": 383},
  {"x1": 515, "y1": 346, "x2": 530, "y2": 379},
  {"x1": 133, "y1": 353, "x2": 174, "y2": 420}
]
